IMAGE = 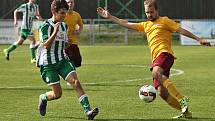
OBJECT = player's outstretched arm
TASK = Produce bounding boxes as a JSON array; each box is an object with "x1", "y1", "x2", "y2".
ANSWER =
[
  {"x1": 13, "y1": 9, "x2": 18, "y2": 27},
  {"x1": 177, "y1": 27, "x2": 211, "y2": 46},
  {"x1": 97, "y1": 7, "x2": 138, "y2": 30}
]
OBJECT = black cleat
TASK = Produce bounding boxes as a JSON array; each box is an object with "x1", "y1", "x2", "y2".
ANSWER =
[
  {"x1": 38, "y1": 95, "x2": 47, "y2": 116},
  {"x1": 86, "y1": 108, "x2": 99, "y2": 120}
]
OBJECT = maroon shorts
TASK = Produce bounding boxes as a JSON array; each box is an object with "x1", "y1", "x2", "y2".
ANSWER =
[
  {"x1": 65, "y1": 44, "x2": 82, "y2": 67},
  {"x1": 150, "y1": 52, "x2": 174, "y2": 89}
]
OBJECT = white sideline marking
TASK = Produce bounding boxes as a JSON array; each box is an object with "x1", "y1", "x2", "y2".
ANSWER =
[
  {"x1": 0, "y1": 65, "x2": 184, "y2": 89},
  {"x1": 84, "y1": 66, "x2": 184, "y2": 85}
]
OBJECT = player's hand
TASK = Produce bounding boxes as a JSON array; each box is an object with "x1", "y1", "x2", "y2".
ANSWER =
[
  {"x1": 74, "y1": 29, "x2": 80, "y2": 35},
  {"x1": 53, "y1": 22, "x2": 61, "y2": 34},
  {"x1": 97, "y1": 7, "x2": 109, "y2": 18},
  {"x1": 199, "y1": 39, "x2": 211, "y2": 46}
]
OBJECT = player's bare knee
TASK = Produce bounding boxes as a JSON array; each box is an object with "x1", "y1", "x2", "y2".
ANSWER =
[
  {"x1": 67, "y1": 78, "x2": 75, "y2": 85},
  {"x1": 152, "y1": 71, "x2": 162, "y2": 81},
  {"x1": 54, "y1": 91, "x2": 62, "y2": 99},
  {"x1": 17, "y1": 41, "x2": 24, "y2": 45}
]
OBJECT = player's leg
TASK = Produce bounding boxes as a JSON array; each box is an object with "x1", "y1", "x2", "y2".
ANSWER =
[
  {"x1": 156, "y1": 83, "x2": 192, "y2": 119},
  {"x1": 38, "y1": 65, "x2": 61, "y2": 116},
  {"x1": 156, "y1": 84, "x2": 181, "y2": 110},
  {"x1": 3, "y1": 29, "x2": 28, "y2": 60},
  {"x1": 3, "y1": 38, "x2": 24, "y2": 60},
  {"x1": 39, "y1": 84, "x2": 62, "y2": 116},
  {"x1": 66, "y1": 73, "x2": 99, "y2": 120},
  {"x1": 152, "y1": 52, "x2": 189, "y2": 113},
  {"x1": 153, "y1": 66, "x2": 189, "y2": 113},
  {"x1": 27, "y1": 33, "x2": 37, "y2": 63},
  {"x1": 59, "y1": 59, "x2": 98, "y2": 119},
  {"x1": 153, "y1": 66, "x2": 184, "y2": 100}
]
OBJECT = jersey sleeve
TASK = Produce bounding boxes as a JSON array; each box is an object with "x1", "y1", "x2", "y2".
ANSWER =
[
  {"x1": 164, "y1": 17, "x2": 180, "y2": 32},
  {"x1": 136, "y1": 22, "x2": 145, "y2": 33},
  {"x1": 77, "y1": 13, "x2": 83, "y2": 26},
  {"x1": 16, "y1": 4, "x2": 26, "y2": 12},
  {"x1": 40, "y1": 23, "x2": 49, "y2": 42}
]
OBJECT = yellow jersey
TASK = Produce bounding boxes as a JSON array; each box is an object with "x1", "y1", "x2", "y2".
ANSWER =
[
  {"x1": 64, "y1": 11, "x2": 83, "y2": 45},
  {"x1": 136, "y1": 16, "x2": 180, "y2": 62}
]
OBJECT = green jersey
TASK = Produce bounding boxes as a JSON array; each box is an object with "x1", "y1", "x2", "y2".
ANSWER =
[
  {"x1": 17, "y1": 3, "x2": 39, "y2": 30},
  {"x1": 37, "y1": 18, "x2": 68, "y2": 66}
]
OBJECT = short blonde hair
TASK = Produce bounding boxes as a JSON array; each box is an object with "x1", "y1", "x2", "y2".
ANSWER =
[{"x1": 144, "y1": 0, "x2": 158, "y2": 10}]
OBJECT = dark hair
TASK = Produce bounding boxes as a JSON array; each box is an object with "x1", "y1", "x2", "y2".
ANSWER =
[
  {"x1": 51, "y1": 0, "x2": 69, "y2": 13},
  {"x1": 144, "y1": 0, "x2": 158, "y2": 10}
]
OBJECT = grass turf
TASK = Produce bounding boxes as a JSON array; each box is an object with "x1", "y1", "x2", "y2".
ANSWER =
[{"x1": 0, "y1": 45, "x2": 214, "y2": 121}]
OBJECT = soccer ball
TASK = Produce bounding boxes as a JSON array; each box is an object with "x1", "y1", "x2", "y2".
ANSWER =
[{"x1": 139, "y1": 85, "x2": 156, "y2": 103}]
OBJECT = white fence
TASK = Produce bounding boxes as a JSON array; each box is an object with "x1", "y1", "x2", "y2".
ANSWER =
[
  {"x1": 2, "y1": 19, "x2": 214, "y2": 45},
  {"x1": 0, "y1": 19, "x2": 146, "y2": 45}
]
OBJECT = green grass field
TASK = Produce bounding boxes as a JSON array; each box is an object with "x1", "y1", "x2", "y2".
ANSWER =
[{"x1": 0, "y1": 45, "x2": 215, "y2": 121}]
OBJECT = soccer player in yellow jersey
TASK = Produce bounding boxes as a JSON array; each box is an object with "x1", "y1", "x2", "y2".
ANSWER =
[
  {"x1": 97, "y1": 0, "x2": 210, "y2": 119},
  {"x1": 64, "y1": 0, "x2": 83, "y2": 67}
]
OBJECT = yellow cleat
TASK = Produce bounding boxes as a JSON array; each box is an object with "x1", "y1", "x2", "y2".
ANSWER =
[
  {"x1": 3, "y1": 49, "x2": 9, "y2": 60},
  {"x1": 172, "y1": 111, "x2": 192, "y2": 119},
  {"x1": 31, "y1": 58, "x2": 36, "y2": 63}
]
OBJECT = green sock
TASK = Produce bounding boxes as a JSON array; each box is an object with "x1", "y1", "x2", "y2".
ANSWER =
[
  {"x1": 29, "y1": 48, "x2": 36, "y2": 59},
  {"x1": 7, "y1": 44, "x2": 18, "y2": 53},
  {"x1": 79, "y1": 94, "x2": 91, "y2": 113},
  {"x1": 40, "y1": 93, "x2": 48, "y2": 101}
]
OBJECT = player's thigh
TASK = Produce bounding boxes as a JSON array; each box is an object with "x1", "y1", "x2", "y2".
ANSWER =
[
  {"x1": 58, "y1": 59, "x2": 76, "y2": 81},
  {"x1": 151, "y1": 52, "x2": 174, "y2": 77},
  {"x1": 40, "y1": 65, "x2": 60, "y2": 85}
]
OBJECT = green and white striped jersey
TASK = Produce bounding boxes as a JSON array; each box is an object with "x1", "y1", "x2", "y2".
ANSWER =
[
  {"x1": 17, "y1": 3, "x2": 39, "y2": 30},
  {"x1": 37, "y1": 18, "x2": 68, "y2": 66}
]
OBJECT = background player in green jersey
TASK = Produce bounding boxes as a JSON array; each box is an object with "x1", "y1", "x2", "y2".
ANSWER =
[
  {"x1": 37, "y1": 0, "x2": 98, "y2": 119},
  {"x1": 3, "y1": 0, "x2": 42, "y2": 63}
]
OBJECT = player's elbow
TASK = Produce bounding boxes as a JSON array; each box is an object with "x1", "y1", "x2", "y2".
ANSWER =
[{"x1": 14, "y1": 9, "x2": 18, "y2": 14}]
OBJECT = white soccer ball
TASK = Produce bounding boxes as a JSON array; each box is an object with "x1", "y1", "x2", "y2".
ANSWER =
[{"x1": 139, "y1": 85, "x2": 156, "y2": 103}]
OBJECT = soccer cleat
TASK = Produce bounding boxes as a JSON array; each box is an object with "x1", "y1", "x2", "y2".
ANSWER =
[
  {"x1": 172, "y1": 111, "x2": 192, "y2": 119},
  {"x1": 86, "y1": 108, "x2": 99, "y2": 120},
  {"x1": 31, "y1": 58, "x2": 36, "y2": 63},
  {"x1": 179, "y1": 96, "x2": 189, "y2": 113},
  {"x1": 3, "y1": 49, "x2": 9, "y2": 60},
  {"x1": 38, "y1": 95, "x2": 47, "y2": 116}
]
